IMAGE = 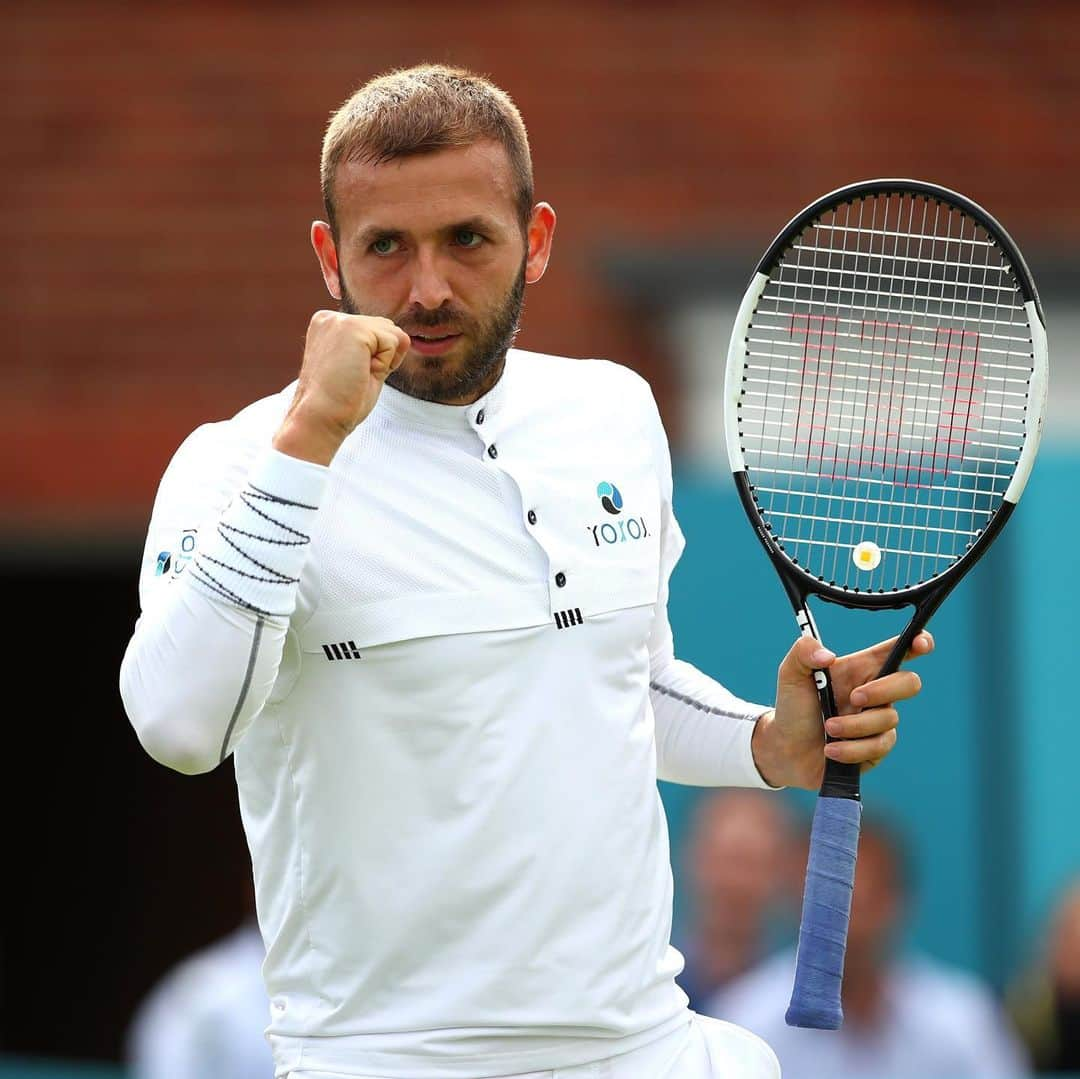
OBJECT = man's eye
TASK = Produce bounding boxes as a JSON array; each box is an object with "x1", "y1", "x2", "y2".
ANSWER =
[
  {"x1": 454, "y1": 230, "x2": 483, "y2": 249},
  {"x1": 371, "y1": 237, "x2": 399, "y2": 255}
]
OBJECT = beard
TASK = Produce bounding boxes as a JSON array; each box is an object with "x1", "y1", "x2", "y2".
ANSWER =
[{"x1": 339, "y1": 260, "x2": 525, "y2": 404}]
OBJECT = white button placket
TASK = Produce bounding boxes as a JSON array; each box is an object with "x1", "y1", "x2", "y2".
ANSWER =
[{"x1": 473, "y1": 406, "x2": 568, "y2": 616}]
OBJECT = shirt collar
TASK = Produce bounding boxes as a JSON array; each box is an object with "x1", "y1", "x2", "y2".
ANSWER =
[{"x1": 376, "y1": 350, "x2": 515, "y2": 432}]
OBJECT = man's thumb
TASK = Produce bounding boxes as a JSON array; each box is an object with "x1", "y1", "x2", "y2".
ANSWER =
[{"x1": 778, "y1": 636, "x2": 836, "y2": 687}]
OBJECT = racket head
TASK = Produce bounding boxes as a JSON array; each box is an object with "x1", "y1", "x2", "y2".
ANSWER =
[{"x1": 725, "y1": 179, "x2": 1048, "y2": 609}]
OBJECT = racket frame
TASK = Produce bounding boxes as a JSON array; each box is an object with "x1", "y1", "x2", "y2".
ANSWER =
[{"x1": 723, "y1": 177, "x2": 1047, "y2": 1027}]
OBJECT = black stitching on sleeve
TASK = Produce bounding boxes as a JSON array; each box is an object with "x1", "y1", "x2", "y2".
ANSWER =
[
  {"x1": 190, "y1": 564, "x2": 274, "y2": 617},
  {"x1": 198, "y1": 552, "x2": 299, "y2": 587},
  {"x1": 247, "y1": 483, "x2": 318, "y2": 511},
  {"x1": 213, "y1": 525, "x2": 301, "y2": 582},
  {"x1": 188, "y1": 479, "x2": 314, "y2": 616},
  {"x1": 218, "y1": 522, "x2": 308, "y2": 548},
  {"x1": 649, "y1": 680, "x2": 752, "y2": 720},
  {"x1": 238, "y1": 488, "x2": 311, "y2": 541}
]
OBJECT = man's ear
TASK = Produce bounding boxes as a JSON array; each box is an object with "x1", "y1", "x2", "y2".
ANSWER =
[
  {"x1": 311, "y1": 221, "x2": 342, "y2": 300},
  {"x1": 524, "y1": 202, "x2": 557, "y2": 284}
]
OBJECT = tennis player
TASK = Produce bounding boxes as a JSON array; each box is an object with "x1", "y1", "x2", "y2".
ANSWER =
[{"x1": 119, "y1": 64, "x2": 932, "y2": 1079}]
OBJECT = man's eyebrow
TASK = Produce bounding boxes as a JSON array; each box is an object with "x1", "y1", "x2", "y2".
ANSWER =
[
  {"x1": 354, "y1": 225, "x2": 406, "y2": 248},
  {"x1": 353, "y1": 216, "x2": 507, "y2": 248},
  {"x1": 450, "y1": 215, "x2": 503, "y2": 235}
]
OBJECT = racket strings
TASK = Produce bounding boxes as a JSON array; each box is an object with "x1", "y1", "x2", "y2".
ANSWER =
[{"x1": 739, "y1": 192, "x2": 1033, "y2": 592}]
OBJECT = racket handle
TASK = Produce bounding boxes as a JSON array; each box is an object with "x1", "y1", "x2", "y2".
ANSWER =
[{"x1": 785, "y1": 794, "x2": 863, "y2": 1030}]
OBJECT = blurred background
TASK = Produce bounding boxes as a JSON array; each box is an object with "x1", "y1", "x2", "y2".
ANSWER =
[{"x1": 4, "y1": 1, "x2": 1079, "y2": 1075}]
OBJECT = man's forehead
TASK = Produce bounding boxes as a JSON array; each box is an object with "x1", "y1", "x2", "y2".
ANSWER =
[{"x1": 333, "y1": 140, "x2": 518, "y2": 233}]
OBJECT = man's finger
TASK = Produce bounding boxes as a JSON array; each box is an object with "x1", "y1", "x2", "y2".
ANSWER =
[
  {"x1": 824, "y1": 727, "x2": 898, "y2": 764},
  {"x1": 391, "y1": 328, "x2": 411, "y2": 368},
  {"x1": 825, "y1": 705, "x2": 900, "y2": 740},
  {"x1": 837, "y1": 631, "x2": 935, "y2": 689},
  {"x1": 906, "y1": 631, "x2": 934, "y2": 659},
  {"x1": 369, "y1": 328, "x2": 408, "y2": 378},
  {"x1": 848, "y1": 671, "x2": 922, "y2": 710},
  {"x1": 864, "y1": 630, "x2": 935, "y2": 663}
]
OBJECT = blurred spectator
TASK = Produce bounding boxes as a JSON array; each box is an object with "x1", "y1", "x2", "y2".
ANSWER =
[
  {"x1": 675, "y1": 789, "x2": 799, "y2": 1012},
  {"x1": 125, "y1": 905, "x2": 272, "y2": 1079},
  {"x1": 706, "y1": 815, "x2": 1030, "y2": 1078},
  {"x1": 1006, "y1": 878, "x2": 1080, "y2": 1072}
]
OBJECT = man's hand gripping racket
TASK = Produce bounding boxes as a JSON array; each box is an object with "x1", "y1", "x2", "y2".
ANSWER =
[{"x1": 724, "y1": 180, "x2": 1048, "y2": 1029}]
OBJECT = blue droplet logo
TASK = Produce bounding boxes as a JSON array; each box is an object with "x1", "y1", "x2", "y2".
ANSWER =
[{"x1": 597, "y1": 481, "x2": 623, "y2": 515}]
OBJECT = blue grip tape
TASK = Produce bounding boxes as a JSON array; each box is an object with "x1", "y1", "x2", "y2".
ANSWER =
[{"x1": 785, "y1": 795, "x2": 862, "y2": 1030}]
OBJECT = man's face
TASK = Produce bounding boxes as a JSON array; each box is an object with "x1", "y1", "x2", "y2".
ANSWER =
[{"x1": 322, "y1": 141, "x2": 538, "y2": 405}]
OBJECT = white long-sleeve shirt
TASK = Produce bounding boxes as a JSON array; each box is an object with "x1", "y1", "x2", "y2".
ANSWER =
[{"x1": 120, "y1": 348, "x2": 773, "y2": 1079}]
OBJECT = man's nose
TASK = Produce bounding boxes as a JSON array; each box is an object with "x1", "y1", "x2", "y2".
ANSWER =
[{"x1": 408, "y1": 249, "x2": 454, "y2": 311}]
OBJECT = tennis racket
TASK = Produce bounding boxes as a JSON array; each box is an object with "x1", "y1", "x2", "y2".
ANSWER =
[{"x1": 724, "y1": 179, "x2": 1048, "y2": 1029}]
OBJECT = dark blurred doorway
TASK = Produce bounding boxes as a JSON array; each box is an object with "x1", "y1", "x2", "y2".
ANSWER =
[{"x1": 1, "y1": 546, "x2": 252, "y2": 1063}]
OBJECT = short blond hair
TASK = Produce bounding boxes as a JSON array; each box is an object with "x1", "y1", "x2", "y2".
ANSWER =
[{"x1": 320, "y1": 64, "x2": 534, "y2": 235}]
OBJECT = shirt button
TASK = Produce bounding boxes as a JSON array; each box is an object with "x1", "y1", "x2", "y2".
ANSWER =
[
  {"x1": 476, "y1": 408, "x2": 485, "y2": 425},
  {"x1": 555, "y1": 572, "x2": 566, "y2": 587},
  {"x1": 487, "y1": 444, "x2": 498, "y2": 459},
  {"x1": 527, "y1": 510, "x2": 537, "y2": 525}
]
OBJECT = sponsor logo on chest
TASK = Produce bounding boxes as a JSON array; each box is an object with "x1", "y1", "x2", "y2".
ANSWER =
[{"x1": 586, "y1": 481, "x2": 649, "y2": 547}]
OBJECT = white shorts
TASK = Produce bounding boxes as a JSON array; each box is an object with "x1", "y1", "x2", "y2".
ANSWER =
[{"x1": 287, "y1": 1013, "x2": 780, "y2": 1079}]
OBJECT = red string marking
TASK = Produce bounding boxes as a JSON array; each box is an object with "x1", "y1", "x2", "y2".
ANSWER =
[
  {"x1": 860, "y1": 320, "x2": 914, "y2": 477},
  {"x1": 929, "y1": 327, "x2": 982, "y2": 481},
  {"x1": 789, "y1": 314, "x2": 838, "y2": 474},
  {"x1": 787, "y1": 315, "x2": 982, "y2": 487}
]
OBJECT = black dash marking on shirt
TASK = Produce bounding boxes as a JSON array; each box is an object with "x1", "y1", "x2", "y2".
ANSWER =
[
  {"x1": 323, "y1": 641, "x2": 362, "y2": 661},
  {"x1": 555, "y1": 608, "x2": 583, "y2": 629},
  {"x1": 219, "y1": 616, "x2": 264, "y2": 764},
  {"x1": 648, "y1": 680, "x2": 749, "y2": 720}
]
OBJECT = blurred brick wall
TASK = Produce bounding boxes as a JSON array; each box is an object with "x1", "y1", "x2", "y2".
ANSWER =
[{"x1": 5, "y1": 1, "x2": 1078, "y2": 532}]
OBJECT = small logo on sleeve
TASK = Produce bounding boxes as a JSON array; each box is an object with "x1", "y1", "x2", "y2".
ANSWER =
[
  {"x1": 154, "y1": 529, "x2": 197, "y2": 577},
  {"x1": 323, "y1": 641, "x2": 362, "y2": 661}
]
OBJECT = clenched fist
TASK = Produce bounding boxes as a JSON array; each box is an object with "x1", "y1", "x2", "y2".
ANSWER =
[{"x1": 273, "y1": 311, "x2": 411, "y2": 466}]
